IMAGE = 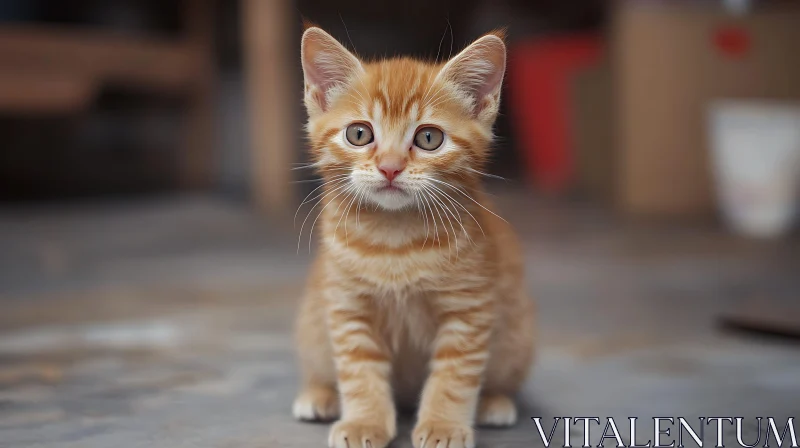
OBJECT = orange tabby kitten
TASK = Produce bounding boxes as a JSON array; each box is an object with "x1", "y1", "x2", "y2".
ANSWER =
[{"x1": 293, "y1": 26, "x2": 535, "y2": 448}]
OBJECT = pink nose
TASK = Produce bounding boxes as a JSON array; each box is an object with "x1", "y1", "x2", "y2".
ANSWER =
[{"x1": 378, "y1": 164, "x2": 405, "y2": 182}]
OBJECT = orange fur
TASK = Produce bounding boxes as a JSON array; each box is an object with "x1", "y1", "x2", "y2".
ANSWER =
[{"x1": 293, "y1": 27, "x2": 535, "y2": 448}]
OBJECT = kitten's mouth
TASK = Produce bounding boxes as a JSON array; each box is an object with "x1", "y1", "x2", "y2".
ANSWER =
[
  {"x1": 377, "y1": 184, "x2": 406, "y2": 193},
  {"x1": 367, "y1": 183, "x2": 415, "y2": 210}
]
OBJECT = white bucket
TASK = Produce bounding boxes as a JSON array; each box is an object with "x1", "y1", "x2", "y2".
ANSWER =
[{"x1": 708, "y1": 100, "x2": 800, "y2": 239}]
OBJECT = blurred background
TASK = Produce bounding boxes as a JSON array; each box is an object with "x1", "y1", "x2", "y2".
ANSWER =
[{"x1": 1, "y1": 0, "x2": 799, "y2": 447}]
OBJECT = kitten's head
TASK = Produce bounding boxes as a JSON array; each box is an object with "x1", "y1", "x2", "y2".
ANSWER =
[{"x1": 301, "y1": 27, "x2": 506, "y2": 211}]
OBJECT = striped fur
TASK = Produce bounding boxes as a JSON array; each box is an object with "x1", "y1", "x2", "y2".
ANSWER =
[{"x1": 294, "y1": 27, "x2": 535, "y2": 448}]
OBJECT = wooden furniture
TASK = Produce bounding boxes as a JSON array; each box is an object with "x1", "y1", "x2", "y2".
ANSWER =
[
  {"x1": 0, "y1": 0, "x2": 215, "y2": 189},
  {"x1": 243, "y1": 0, "x2": 295, "y2": 213}
]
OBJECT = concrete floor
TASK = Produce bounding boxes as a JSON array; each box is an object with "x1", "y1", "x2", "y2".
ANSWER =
[{"x1": 0, "y1": 194, "x2": 799, "y2": 448}]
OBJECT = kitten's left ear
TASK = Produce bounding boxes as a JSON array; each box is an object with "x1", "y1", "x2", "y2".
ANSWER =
[
  {"x1": 301, "y1": 27, "x2": 364, "y2": 116},
  {"x1": 437, "y1": 32, "x2": 506, "y2": 121}
]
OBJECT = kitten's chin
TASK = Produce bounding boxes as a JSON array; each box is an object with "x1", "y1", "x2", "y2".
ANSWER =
[{"x1": 367, "y1": 188, "x2": 416, "y2": 211}]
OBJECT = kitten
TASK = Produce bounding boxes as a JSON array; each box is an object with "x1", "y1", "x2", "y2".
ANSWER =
[{"x1": 293, "y1": 26, "x2": 535, "y2": 448}]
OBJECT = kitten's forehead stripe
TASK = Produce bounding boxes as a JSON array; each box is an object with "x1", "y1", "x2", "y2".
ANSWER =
[{"x1": 360, "y1": 59, "x2": 444, "y2": 126}]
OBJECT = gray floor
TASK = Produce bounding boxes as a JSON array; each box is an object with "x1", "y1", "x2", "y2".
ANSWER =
[{"x1": 1, "y1": 194, "x2": 799, "y2": 448}]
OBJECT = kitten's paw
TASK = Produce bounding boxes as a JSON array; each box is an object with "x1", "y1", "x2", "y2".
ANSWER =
[
  {"x1": 328, "y1": 419, "x2": 394, "y2": 448},
  {"x1": 412, "y1": 420, "x2": 475, "y2": 448},
  {"x1": 476, "y1": 394, "x2": 517, "y2": 427},
  {"x1": 292, "y1": 386, "x2": 340, "y2": 422}
]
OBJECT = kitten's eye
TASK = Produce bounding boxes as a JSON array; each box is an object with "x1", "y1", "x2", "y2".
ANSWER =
[
  {"x1": 414, "y1": 127, "x2": 444, "y2": 151},
  {"x1": 345, "y1": 123, "x2": 374, "y2": 146}
]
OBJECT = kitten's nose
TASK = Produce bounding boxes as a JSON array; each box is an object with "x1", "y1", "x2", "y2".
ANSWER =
[{"x1": 378, "y1": 161, "x2": 406, "y2": 182}]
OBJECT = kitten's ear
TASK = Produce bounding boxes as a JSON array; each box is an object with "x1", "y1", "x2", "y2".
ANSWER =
[
  {"x1": 437, "y1": 32, "x2": 506, "y2": 120},
  {"x1": 301, "y1": 27, "x2": 363, "y2": 116}
]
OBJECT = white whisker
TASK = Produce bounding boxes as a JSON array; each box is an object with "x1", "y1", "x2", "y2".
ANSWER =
[
  {"x1": 297, "y1": 181, "x2": 351, "y2": 253},
  {"x1": 419, "y1": 188, "x2": 439, "y2": 248},
  {"x1": 294, "y1": 175, "x2": 350, "y2": 225},
  {"x1": 426, "y1": 177, "x2": 508, "y2": 224},
  {"x1": 422, "y1": 184, "x2": 451, "y2": 259},
  {"x1": 344, "y1": 185, "x2": 365, "y2": 245},
  {"x1": 427, "y1": 184, "x2": 473, "y2": 246},
  {"x1": 423, "y1": 184, "x2": 459, "y2": 257},
  {"x1": 466, "y1": 167, "x2": 508, "y2": 181},
  {"x1": 426, "y1": 182, "x2": 485, "y2": 238},
  {"x1": 331, "y1": 185, "x2": 358, "y2": 245},
  {"x1": 308, "y1": 184, "x2": 356, "y2": 253},
  {"x1": 415, "y1": 191, "x2": 430, "y2": 248}
]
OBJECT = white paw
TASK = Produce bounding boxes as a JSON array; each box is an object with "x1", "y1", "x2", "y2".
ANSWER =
[
  {"x1": 292, "y1": 387, "x2": 340, "y2": 422},
  {"x1": 476, "y1": 394, "x2": 517, "y2": 427}
]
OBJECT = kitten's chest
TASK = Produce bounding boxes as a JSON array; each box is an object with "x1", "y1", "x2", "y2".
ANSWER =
[
  {"x1": 323, "y1": 209, "x2": 468, "y2": 285},
  {"x1": 374, "y1": 294, "x2": 437, "y2": 401},
  {"x1": 374, "y1": 292, "x2": 437, "y2": 356},
  {"x1": 326, "y1": 246, "x2": 449, "y2": 292},
  {"x1": 325, "y1": 230, "x2": 475, "y2": 292}
]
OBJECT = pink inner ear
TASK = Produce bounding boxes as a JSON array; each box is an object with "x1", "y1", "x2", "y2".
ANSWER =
[
  {"x1": 442, "y1": 35, "x2": 507, "y2": 107},
  {"x1": 301, "y1": 28, "x2": 363, "y2": 111},
  {"x1": 477, "y1": 61, "x2": 505, "y2": 99},
  {"x1": 304, "y1": 55, "x2": 333, "y2": 95}
]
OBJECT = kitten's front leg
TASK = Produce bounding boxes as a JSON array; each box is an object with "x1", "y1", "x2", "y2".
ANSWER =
[
  {"x1": 326, "y1": 290, "x2": 396, "y2": 448},
  {"x1": 413, "y1": 293, "x2": 494, "y2": 448}
]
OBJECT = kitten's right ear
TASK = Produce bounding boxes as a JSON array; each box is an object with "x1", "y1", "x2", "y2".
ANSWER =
[{"x1": 301, "y1": 27, "x2": 363, "y2": 116}]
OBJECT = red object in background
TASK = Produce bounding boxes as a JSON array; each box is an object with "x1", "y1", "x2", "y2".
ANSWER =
[
  {"x1": 713, "y1": 26, "x2": 750, "y2": 58},
  {"x1": 506, "y1": 35, "x2": 604, "y2": 193}
]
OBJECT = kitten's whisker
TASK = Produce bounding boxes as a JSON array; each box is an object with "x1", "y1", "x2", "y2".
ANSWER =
[
  {"x1": 424, "y1": 91, "x2": 451, "y2": 111},
  {"x1": 293, "y1": 178, "x2": 348, "y2": 227},
  {"x1": 294, "y1": 176, "x2": 349, "y2": 225},
  {"x1": 308, "y1": 184, "x2": 356, "y2": 253},
  {"x1": 424, "y1": 192, "x2": 440, "y2": 250},
  {"x1": 355, "y1": 186, "x2": 366, "y2": 227},
  {"x1": 419, "y1": 64, "x2": 448, "y2": 110},
  {"x1": 414, "y1": 191, "x2": 429, "y2": 249},
  {"x1": 426, "y1": 177, "x2": 509, "y2": 224},
  {"x1": 297, "y1": 181, "x2": 351, "y2": 253},
  {"x1": 428, "y1": 185, "x2": 473, "y2": 246},
  {"x1": 331, "y1": 185, "x2": 358, "y2": 245},
  {"x1": 353, "y1": 71, "x2": 371, "y2": 104},
  {"x1": 352, "y1": 87, "x2": 367, "y2": 102},
  {"x1": 427, "y1": 184, "x2": 463, "y2": 256},
  {"x1": 339, "y1": 13, "x2": 356, "y2": 53},
  {"x1": 466, "y1": 167, "x2": 508, "y2": 181},
  {"x1": 446, "y1": 16, "x2": 454, "y2": 59},
  {"x1": 415, "y1": 191, "x2": 430, "y2": 249},
  {"x1": 421, "y1": 71, "x2": 451, "y2": 109},
  {"x1": 423, "y1": 184, "x2": 459, "y2": 257},
  {"x1": 291, "y1": 164, "x2": 316, "y2": 171},
  {"x1": 421, "y1": 84, "x2": 446, "y2": 110},
  {"x1": 314, "y1": 166, "x2": 352, "y2": 171},
  {"x1": 344, "y1": 185, "x2": 364, "y2": 245},
  {"x1": 338, "y1": 185, "x2": 361, "y2": 246},
  {"x1": 292, "y1": 178, "x2": 331, "y2": 184},
  {"x1": 423, "y1": 185, "x2": 452, "y2": 259},
  {"x1": 434, "y1": 190, "x2": 461, "y2": 256},
  {"x1": 434, "y1": 20, "x2": 448, "y2": 63},
  {"x1": 419, "y1": 72, "x2": 439, "y2": 107},
  {"x1": 426, "y1": 182, "x2": 485, "y2": 239},
  {"x1": 419, "y1": 189, "x2": 439, "y2": 248},
  {"x1": 291, "y1": 163, "x2": 351, "y2": 171},
  {"x1": 412, "y1": 192, "x2": 422, "y2": 247},
  {"x1": 344, "y1": 91, "x2": 365, "y2": 107}
]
